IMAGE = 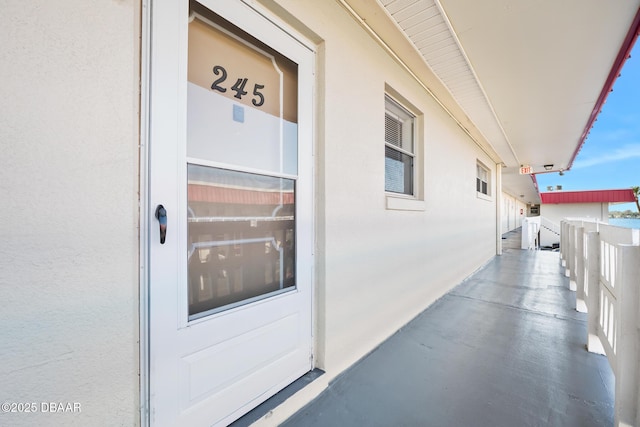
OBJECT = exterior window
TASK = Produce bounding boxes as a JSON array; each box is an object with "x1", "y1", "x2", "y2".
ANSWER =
[
  {"x1": 385, "y1": 96, "x2": 415, "y2": 195},
  {"x1": 476, "y1": 162, "x2": 490, "y2": 196}
]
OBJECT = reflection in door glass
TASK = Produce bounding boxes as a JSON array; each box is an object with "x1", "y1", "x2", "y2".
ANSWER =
[{"x1": 188, "y1": 164, "x2": 296, "y2": 318}]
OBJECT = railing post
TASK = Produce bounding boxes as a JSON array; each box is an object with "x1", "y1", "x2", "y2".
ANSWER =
[
  {"x1": 560, "y1": 221, "x2": 567, "y2": 267},
  {"x1": 614, "y1": 244, "x2": 640, "y2": 427},
  {"x1": 566, "y1": 224, "x2": 574, "y2": 280},
  {"x1": 585, "y1": 231, "x2": 604, "y2": 354},
  {"x1": 575, "y1": 226, "x2": 586, "y2": 312},
  {"x1": 564, "y1": 221, "x2": 570, "y2": 266}
]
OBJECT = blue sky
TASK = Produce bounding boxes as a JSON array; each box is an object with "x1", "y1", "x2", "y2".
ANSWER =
[{"x1": 536, "y1": 41, "x2": 640, "y2": 212}]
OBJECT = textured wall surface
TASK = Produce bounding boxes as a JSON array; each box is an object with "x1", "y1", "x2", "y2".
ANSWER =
[
  {"x1": 265, "y1": 0, "x2": 499, "y2": 377},
  {"x1": 0, "y1": 1, "x2": 141, "y2": 426}
]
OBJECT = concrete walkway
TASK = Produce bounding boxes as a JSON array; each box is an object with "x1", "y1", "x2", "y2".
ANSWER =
[{"x1": 282, "y1": 229, "x2": 614, "y2": 427}]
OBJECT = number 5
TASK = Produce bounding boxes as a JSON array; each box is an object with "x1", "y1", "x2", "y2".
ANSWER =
[{"x1": 252, "y1": 84, "x2": 265, "y2": 107}]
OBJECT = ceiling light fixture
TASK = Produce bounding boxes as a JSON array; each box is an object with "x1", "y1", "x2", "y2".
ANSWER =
[{"x1": 543, "y1": 164, "x2": 553, "y2": 171}]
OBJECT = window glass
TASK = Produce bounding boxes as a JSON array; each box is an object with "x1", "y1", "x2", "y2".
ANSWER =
[
  {"x1": 476, "y1": 162, "x2": 489, "y2": 195},
  {"x1": 187, "y1": 15, "x2": 298, "y2": 175},
  {"x1": 385, "y1": 146, "x2": 413, "y2": 195},
  {"x1": 385, "y1": 101, "x2": 413, "y2": 153},
  {"x1": 385, "y1": 96, "x2": 415, "y2": 195}
]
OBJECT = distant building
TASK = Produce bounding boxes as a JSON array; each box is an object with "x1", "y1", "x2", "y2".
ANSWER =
[{"x1": 539, "y1": 189, "x2": 636, "y2": 246}]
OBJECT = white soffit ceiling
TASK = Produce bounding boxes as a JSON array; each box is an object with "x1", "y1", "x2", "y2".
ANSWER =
[
  {"x1": 380, "y1": 0, "x2": 518, "y2": 168},
  {"x1": 379, "y1": 0, "x2": 639, "y2": 175}
]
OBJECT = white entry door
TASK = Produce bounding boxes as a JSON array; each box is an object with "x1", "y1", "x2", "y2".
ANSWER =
[{"x1": 147, "y1": 1, "x2": 314, "y2": 426}]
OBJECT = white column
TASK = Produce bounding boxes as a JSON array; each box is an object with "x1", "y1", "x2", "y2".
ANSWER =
[{"x1": 614, "y1": 244, "x2": 640, "y2": 427}]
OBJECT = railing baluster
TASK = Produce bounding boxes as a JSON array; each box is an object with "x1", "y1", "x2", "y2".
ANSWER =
[
  {"x1": 575, "y1": 226, "x2": 586, "y2": 312},
  {"x1": 560, "y1": 221, "x2": 567, "y2": 266},
  {"x1": 585, "y1": 231, "x2": 604, "y2": 354}
]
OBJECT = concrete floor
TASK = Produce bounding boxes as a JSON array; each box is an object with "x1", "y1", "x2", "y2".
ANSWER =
[{"x1": 281, "y1": 229, "x2": 614, "y2": 427}]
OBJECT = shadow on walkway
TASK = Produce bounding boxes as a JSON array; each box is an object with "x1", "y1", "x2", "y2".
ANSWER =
[{"x1": 282, "y1": 249, "x2": 614, "y2": 427}]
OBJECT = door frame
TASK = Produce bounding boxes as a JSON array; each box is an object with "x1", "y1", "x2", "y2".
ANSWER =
[
  {"x1": 138, "y1": 1, "x2": 316, "y2": 425},
  {"x1": 139, "y1": 0, "x2": 151, "y2": 424}
]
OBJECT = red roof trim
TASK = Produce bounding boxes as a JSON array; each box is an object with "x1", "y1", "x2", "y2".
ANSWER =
[
  {"x1": 531, "y1": 174, "x2": 539, "y2": 192},
  {"x1": 540, "y1": 189, "x2": 636, "y2": 204},
  {"x1": 569, "y1": 7, "x2": 640, "y2": 169}
]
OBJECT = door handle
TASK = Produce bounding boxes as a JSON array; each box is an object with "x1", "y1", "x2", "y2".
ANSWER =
[{"x1": 155, "y1": 204, "x2": 167, "y2": 244}]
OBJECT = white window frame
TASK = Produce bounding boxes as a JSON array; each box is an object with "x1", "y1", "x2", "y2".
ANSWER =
[
  {"x1": 476, "y1": 160, "x2": 492, "y2": 201},
  {"x1": 384, "y1": 88, "x2": 424, "y2": 211}
]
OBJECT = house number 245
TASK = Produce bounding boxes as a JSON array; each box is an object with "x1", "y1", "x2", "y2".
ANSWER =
[{"x1": 211, "y1": 65, "x2": 265, "y2": 107}]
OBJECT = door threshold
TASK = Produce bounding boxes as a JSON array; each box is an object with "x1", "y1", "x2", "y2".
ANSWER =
[{"x1": 230, "y1": 369, "x2": 325, "y2": 427}]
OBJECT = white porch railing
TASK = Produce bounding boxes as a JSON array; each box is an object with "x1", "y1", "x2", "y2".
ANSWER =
[
  {"x1": 521, "y1": 216, "x2": 540, "y2": 250},
  {"x1": 539, "y1": 216, "x2": 560, "y2": 248},
  {"x1": 560, "y1": 219, "x2": 640, "y2": 427},
  {"x1": 521, "y1": 216, "x2": 562, "y2": 250}
]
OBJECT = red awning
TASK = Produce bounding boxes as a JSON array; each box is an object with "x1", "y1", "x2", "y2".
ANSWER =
[{"x1": 540, "y1": 189, "x2": 636, "y2": 204}]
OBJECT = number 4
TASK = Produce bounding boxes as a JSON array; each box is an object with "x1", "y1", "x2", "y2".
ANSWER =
[{"x1": 231, "y1": 78, "x2": 248, "y2": 99}]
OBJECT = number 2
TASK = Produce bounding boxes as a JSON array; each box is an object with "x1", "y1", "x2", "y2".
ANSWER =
[{"x1": 211, "y1": 66, "x2": 227, "y2": 92}]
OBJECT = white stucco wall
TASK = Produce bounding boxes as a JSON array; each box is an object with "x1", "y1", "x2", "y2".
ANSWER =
[
  {"x1": 541, "y1": 203, "x2": 608, "y2": 225},
  {"x1": 0, "y1": 1, "x2": 140, "y2": 426},
  {"x1": 265, "y1": 0, "x2": 499, "y2": 375}
]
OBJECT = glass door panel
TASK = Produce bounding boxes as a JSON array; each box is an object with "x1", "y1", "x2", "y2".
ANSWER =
[
  {"x1": 187, "y1": 11, "x2": 299, "y2": 176},
  {"x1": 188, "y1": 165, "x2": 296, "y2": 319},
  {"x1": 186, "y1": 8, "x2": 300, "y2": 320}
]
